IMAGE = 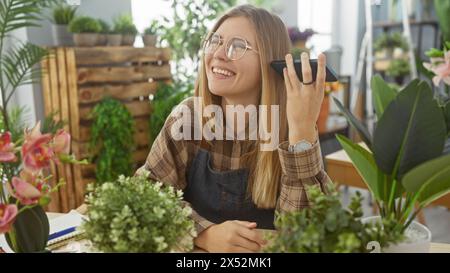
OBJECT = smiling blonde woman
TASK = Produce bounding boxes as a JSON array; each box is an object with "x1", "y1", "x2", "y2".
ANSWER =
[{"x1": 137, "y1": 4, "x2": 332, "y2": 253}]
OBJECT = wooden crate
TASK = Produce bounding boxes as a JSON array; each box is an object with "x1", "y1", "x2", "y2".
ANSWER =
[{"x1": 40, "y1": 46, "x2": 171, "y2": 212}]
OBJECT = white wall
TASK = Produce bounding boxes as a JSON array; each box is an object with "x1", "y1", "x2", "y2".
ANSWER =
[{"x1": 331, "y1": 0, "x2": 361, "y2": 77}]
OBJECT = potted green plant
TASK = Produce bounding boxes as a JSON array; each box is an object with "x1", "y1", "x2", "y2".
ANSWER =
[
  {"x1": 96, "y1": 19, "x2": 110, "y2": 46},
  {"x1": 333, "y1": 75, "x2": 450, "y2": 252},
  {"x1": 265, "y1": 185, "x2": 402, "y2": 253},
  {"x1": 81, "y1": 171, "x2": 196, "y2": 252},
  {"x1": 386, "y1": 58, "x2": 411, "y2": 85},
  {"x1": 68, "y1": 16, "x2": 101, "y2": 47},
  {"x1": 113, "y1": 14, "x2": 138, "y2": 46},
  {"x1": 51, "y1": 3, "x2": 77, "y2": 46},
  {"x1": 106, "y1": 26, "x2": 122, "y2": 47},
  {"x1": 142, "y1": 20, "x2": 159, "y2": 47},
  {"x1": 374, "y1": 32, "x2": 409, "y2": 71}
]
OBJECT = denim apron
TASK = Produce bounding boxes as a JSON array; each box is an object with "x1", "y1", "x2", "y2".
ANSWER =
[{"x1": 184, "y1": 148, "x2": 275, "y2": 230}]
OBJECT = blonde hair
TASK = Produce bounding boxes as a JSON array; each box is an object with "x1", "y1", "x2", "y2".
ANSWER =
[{"x1": 194, "y1": 5, "x2": 291, "y2": 208}]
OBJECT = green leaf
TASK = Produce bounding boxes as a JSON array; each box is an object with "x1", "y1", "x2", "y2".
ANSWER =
[
  {"x1": 336, "y1": 134, "x2": 380, "y2": 200},
  {"x1": 402, "y1": 153, "x2": 450, "y2": 207},
  {"x1": 332, "y1": 96, "x2": 372, "y2": 149},
  {"x1": 2, "y1": 42, "x2": 48, "y2": 99},
  {"x1": 434, "y1": 0, "x2": 450, "y2": 42},
  {"x1": 373, "y1": 80, "x2": 447, "y2": 179},
  {"x1": 371, "y1": 75, "x2": 397, "y2": 119}
]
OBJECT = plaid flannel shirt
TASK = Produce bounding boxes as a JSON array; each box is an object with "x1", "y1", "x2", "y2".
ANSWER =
[{"x1": 136, "y1": 97, "x2": 331, "y2": 234}]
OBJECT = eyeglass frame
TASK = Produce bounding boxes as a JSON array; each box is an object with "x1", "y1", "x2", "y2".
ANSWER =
[{"x1": 202, "y1": 32, "x2": 259, "y2": 61}]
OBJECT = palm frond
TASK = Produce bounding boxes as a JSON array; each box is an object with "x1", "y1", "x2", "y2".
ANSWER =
[
  {"x1": 2, "y1": 42, "x2": 48, "y2": 103},
  {"x1": 0, "y1": 0, "x2": 59, "y2": 37}
]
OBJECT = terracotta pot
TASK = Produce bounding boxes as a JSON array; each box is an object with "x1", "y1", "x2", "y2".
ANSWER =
[
  {"x1": 293, "y1": 40, "x2": 307, "y2": 49},
  {"x1": 73, "y1": 33, "x2": 98, "y2": 47},
  {"x1": 107, "y1": 34, "x2": 122, "y2": 46},
  {"x1": 317, "y1": 95, "x2": 330, "y2": 133},
  {"x1": 142, "y1": 34, "x2": 157, "y2": 47},
  {"x1": 122, "y1": 34, "x2": 136, "y2": 46}
]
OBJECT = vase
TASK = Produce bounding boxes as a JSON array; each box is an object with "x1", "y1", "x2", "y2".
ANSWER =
[
  {"x1": 73, "y1": 33, "x2": 99, "y2": 47},
  {"x1": 293, "y1": 40, "x2": 307, "y2": 49},
  {"x1": 107, "y1": 34, "x2": 122, "y2": 46},
  {"x1": 5, "y1": 205, "x2": 50, "y2": 253},
  {"x1": 51, "y1": 24, "x2": 73, "y2": 46},
  {"x1": 362, "y1": 216, "x2": 431, "y2": 253},
  {"x1": 317, "y1": 95, "x2": 330, "y2": 133},
  {"x1": 142, "y1": 34, "x2": 157, "y2": 47},
  {"x1": 122, "y1": 34, "x2": 136, "y2": 46}
]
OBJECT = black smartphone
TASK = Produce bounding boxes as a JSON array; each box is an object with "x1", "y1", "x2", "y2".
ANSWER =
[{"x1": 270, "y1": 59, "x2": 338, "y2": 82}]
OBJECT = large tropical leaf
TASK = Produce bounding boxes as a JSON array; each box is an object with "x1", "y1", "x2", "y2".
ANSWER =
[
  {"x1": 332, "y1": 96, "x2": 372, "y2": 149},
  {"x1": 371, "y1": 74, "x2": 397, "y2": 120},
  {"x1": 434, "y1": 0, "x2": 450, "y2": 42},
  {"x1": 443, "y1": 102, "x2": 450, "y2": 136},
  {"x1": 373, "y1": 80, "x2": 447, "y2": 179},
  {"x1": 402, "y1": 153, "x2": 450, "y2": 207},
  {"x1": 336, "y1": 134, "x2": 380, "y2": 199},
  {"x1": 0, "y1": 0, "x2": 57, "y2": 37},
  {"x1": 2, "y1": 42, "x2": 48, "y2": 102}
]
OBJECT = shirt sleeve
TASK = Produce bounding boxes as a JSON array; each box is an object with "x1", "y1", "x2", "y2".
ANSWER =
[
  {"x1": 135, "y1": 109, "x2": 215, "y2": 235},
  {"x1": 276, "y1": 139, "x2": 332, "y2": 213}
]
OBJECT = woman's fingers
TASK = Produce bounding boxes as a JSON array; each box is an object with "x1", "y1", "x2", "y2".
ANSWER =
[
  {"x1": 301, "y1": 52, "x2": 313, "y2": 84},
  {"x1": 234, "y1": 220, "x2": 257, "y2": 229},
  {"x1": 316, "y1": 53, "x2": 326, "y2": 92},
  {"x1": 285, "y1": 54, "x2": 301, "y2": 90},
  {"x1": 283, "y1": 67, "x2": 292, "y2": 93},
  {"x1": 236, "y1": 225, "x2": 267, "y2": 246},
  {"x1": 232, "y1": 235, "x2": 261, "y2": 252}
]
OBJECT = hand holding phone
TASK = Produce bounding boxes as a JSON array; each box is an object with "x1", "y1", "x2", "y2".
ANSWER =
[{"x1": 270, "y1": 59, "x2": 338, "y2": 82}]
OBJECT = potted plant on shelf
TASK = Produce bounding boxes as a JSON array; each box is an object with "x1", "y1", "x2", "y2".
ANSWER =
[
  {"x1": 96, "y1": 19, "x2": 110, "y2": 46},
  {"x1": 81, "y1": 171, "x2": 195, "y2": 253},
  {"x1": 333, "y1": 75, "x2": 450, "y2": 252},
  {"x1": 287, "y1": 27, "x2": 315, "y2": 50},
  {"x1": 113, "y1": 14, "x2": 138, "y2": 46},
  {"x1": 374, "y1": 32, "x2": 409, "y2": 71},
  {"x1": 142, "y1": 20, "x2": 159, "y2": 47},
  {"x1": 265, "y1": 185, "x2": 402, "y2": 253},
  {"x1": 106, "y1": 26, "x2": 122, "y2": 47},
  {"x1": 51, "y1": 3, "x2": 77, "y2": 46},
  {"x1": 386, "y1": 58, "x2": 411, "y2": 85},
  {"x1": 68, "y1": 16, "x2": 102, "y2": 47}
]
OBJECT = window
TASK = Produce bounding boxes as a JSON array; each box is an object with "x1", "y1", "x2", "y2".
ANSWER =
[{"x1": 297, "y1": 0, "x2": 333, "y2": 55}]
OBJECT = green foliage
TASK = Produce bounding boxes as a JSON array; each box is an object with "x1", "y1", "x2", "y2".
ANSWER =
[
  {"x1": 90, "y1": 98, "x2": 135, "y2": 183},
  {"x1": 97, "y1": 19, "x2": 110, "y2": 34},
  {"x1": 68, "y1": 16, "x2": 101, "y2": 33},
  {"x1": 149, "y1": 82, "x2": 192, "y2": 145},
  {"x1": 434, "y1": 0, "x2": 450, "y2": 42},
  {"x1": 160, "y1": 0, "x2": 236, "y2": 81},
  {"x1": 52, "y1": 3, "x2": 77, "y2": 25},
  {"x1": 374, "y1": 32, "x2": 409, "y2": 52},
  {"x1": 113, "y1": 14, "x2": 137, "y2": 35},
  {"x1": 81, "y1": 171, "x2": 195, "y2": 252},
  {"x1": 144, "y1": 20, "x2": 159, "y2": 35},
  {"x1": 386, "y1": 58, "x2": 410, "y2": 78},
  {"x1": 265, "y1": 185, "x2": 403, "y2": 253},
  {"x1": 334, "y1": 77, "x2": 450, "y2": 234}
]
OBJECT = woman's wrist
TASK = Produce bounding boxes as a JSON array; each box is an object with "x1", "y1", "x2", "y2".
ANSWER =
[
  {"x1": 194, "y1": 224, "x2": 215, "y2": 250},
  {"x1": 289, "y1": 122, "x2": 317, "y2": 144}
]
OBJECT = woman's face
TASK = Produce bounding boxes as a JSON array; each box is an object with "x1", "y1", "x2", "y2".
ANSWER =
[{"x1": 205, "y1": 16, "x2": 261, "y2": 103}]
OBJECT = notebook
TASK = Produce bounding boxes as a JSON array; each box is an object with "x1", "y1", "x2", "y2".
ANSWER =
[{"x1": 47, "y1": 210, "x2": 87, "y2": 249}]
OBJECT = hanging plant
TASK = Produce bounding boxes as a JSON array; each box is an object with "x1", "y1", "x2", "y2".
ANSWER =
[{"x1": 90, "y1": 98, "x2": 135, "y2": 183}]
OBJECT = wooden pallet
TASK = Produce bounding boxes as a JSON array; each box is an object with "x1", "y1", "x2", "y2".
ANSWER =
[{"x1": 40, "y1": 46, "x2": 171, "y2": 212}]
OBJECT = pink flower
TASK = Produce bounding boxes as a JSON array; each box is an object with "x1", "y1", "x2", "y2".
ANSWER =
[
  {"x1": 0, "y1": 132, "x2": 17, "y2": 162},
  {"x1": 423, "y1": 50, "x2": 450, "y2": 87},
  {"x1": 0, "y1": 204, "x2": 18, "y2": 234},
  {"x1": 21, "y1": 122, "x2": 53, "y2": 172},
  {"x1": 8, "y1": 176, "x2": 43, "y2": 206},
  {"x1": 52, "y1": 130, "x2": 70, "y2": 155}
]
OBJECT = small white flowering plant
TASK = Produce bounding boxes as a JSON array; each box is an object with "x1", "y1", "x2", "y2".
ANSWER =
[{"x1": 81, "y1": 171, "x2": 195, "y2": 252}]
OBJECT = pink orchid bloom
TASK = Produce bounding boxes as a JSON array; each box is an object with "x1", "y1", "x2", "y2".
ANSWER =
[
  {"x1": 423, "y1": 51, "x2": 450, "y2": 87},
  {"x1": 0, "y1": 204, "x2": 18, "y2": 234},
  {"x1": 0, "y1": 132, "x2": 17, "y2": 162},
  {"x1": 8, "y1": 176, "x2": 42, "y2": 206},
  {"x1": 52, "y1": 130, "x2": 70, "y2": 155},
  {"x1": 21, "y1": 122, "x2": 54, "y2": 172}
]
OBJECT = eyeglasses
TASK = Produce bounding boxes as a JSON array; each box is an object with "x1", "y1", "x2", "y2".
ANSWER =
[{"x1": 203, "y1": 32, "x2": 258, "y2": 61}]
